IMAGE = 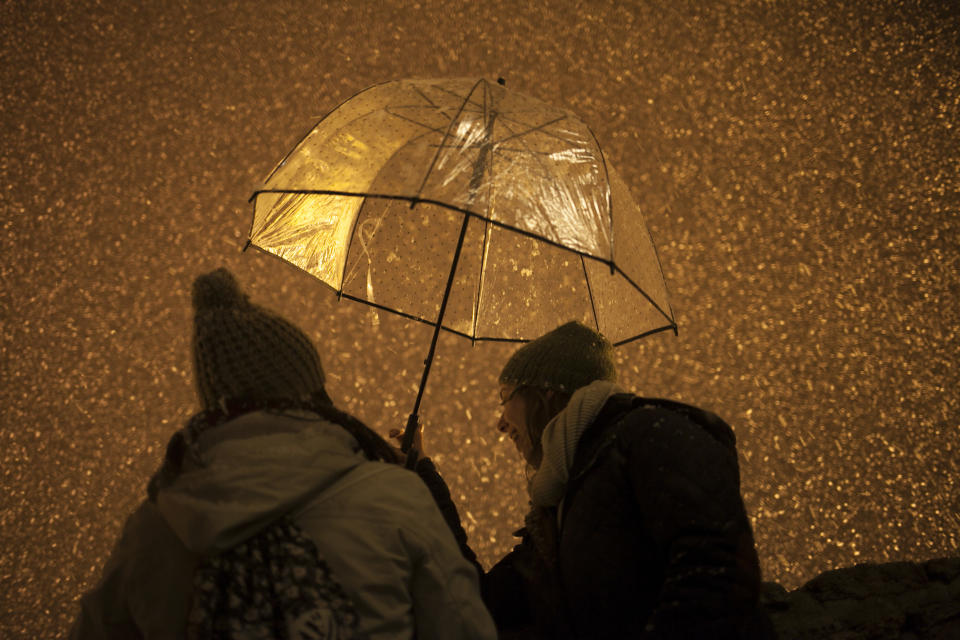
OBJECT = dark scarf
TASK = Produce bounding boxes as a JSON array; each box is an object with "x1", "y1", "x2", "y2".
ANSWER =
[{"x1": 148, "y1": 395, "x2": 399, "y2": 502}]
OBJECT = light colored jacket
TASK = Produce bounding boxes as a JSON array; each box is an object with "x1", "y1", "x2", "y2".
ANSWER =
[{"x1": 71, "y1": 409, "x2": 497, "y2": 640}]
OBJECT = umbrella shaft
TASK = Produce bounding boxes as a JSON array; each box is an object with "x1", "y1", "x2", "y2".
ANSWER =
[
  {"x1": 467, "y1": 108, "x2": 498, "y2": 204},
  {"x1": 403, "y1": 213, "x2": 471, "y2": 453}
]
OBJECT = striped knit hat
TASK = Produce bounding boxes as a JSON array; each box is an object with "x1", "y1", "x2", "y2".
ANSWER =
[
  {"x1": 499, "y1": 321, "x2": 616, "y2": 393},
  {"x1": 191, "y1": 268, "x2": 325, "y2": 412}
]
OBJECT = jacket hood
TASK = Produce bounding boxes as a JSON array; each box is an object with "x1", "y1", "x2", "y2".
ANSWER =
[{"x1": 156, "y1": 409, "x2": 368, "y2": 554}]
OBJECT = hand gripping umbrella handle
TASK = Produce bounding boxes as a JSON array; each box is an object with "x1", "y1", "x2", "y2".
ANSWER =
[{"x1": 401, "y1": 412, "x2": 421, "y2": 468}]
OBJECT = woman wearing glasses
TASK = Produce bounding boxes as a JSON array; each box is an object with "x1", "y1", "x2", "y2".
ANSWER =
[{"x1": 414, "y1": 321, "x2": 776, "y2": 639}]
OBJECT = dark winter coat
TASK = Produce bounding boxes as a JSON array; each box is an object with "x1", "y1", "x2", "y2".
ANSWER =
[{"x1": 482, "y1": 394, "x2": 776, "y2": 639}]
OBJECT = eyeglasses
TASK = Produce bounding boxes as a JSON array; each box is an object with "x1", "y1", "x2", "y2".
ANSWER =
[{"x1": 499, "y1": 385, "x2": 524, "y2": 406}]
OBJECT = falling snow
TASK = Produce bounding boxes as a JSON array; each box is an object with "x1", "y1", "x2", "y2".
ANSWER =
[{"x1": 2, "y1": 1, "x2": 958, "y2": 637}]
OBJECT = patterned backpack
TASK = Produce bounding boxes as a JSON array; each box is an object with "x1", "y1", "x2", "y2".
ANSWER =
[{"x1": 187, "y1": 516, "x2": 362, "y2": 640}]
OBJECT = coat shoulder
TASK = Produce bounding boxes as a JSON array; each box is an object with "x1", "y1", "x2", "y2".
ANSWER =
[{"x1": 571, "y1": 395, "x2": 738, "y2": 482}]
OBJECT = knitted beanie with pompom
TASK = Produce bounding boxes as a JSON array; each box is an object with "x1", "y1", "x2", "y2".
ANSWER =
[{"x1": 192, "y1": 268, "x2": 325, "y2": 412}]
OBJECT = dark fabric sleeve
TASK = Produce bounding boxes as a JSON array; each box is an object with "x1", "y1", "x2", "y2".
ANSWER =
[
  {"x1": 413, "y1": 457, "x2": 559, "y2": 637},
  {"x1": 624, "y1": 410, "x2": 770, "y2": 637},
  {"x1": 412, "y1": 457, "x2": 482, "y2": 573},
  {"x1": 482, "y1": 547, "x2": 534, "y2": 630},
  {"x1": 483, "y1": 539, "x2": 566, "y2": 639},
  {"x1": 484, "y1": 527, "x2": 579, "y2": 640}
]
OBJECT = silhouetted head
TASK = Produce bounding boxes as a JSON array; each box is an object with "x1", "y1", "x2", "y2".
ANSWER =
[
  {"x1": 191, "y1": 268, "x2": 327, "y2": 413},
  {"x1": 496, "y1": 321, "x2": 616, "y2": 467}
]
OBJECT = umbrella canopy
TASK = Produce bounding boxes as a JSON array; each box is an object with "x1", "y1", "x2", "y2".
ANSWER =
[
  {"x1": 249, "y1": 77, "x2": 674, "y2": 343},
  {"x1": 246, "y1": 77, "x2": 676, "y2": 450}
]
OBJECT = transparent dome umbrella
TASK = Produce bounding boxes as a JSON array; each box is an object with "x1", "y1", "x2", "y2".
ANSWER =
[{"x1": 245, "y1": 77, "x2": 676, "y2": 454}]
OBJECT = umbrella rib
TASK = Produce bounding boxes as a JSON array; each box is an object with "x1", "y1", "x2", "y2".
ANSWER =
[
  {"x1": 250, "y1": 189, "x2": 613, "y2": 262},
  {"x1": 401, "y1": 84, "x2": 446, "y2": 112},
  {"x1": 612, "y1": 324, "x2": 678, "y2": 346},
  {"x1": 411, "y1": 79, "x2": 487, "y2": 203},
  {"x1": 584, "y1": 122, "x2": 616, "y2": 265},
  {"x1": 383, "y1": 108, "x2": 450, "y2": 135},
  {"x1": 351, "y1": 279, "x2": 673, "y2": 346},
  {"x1": 476, "y1": 145, "x2": 556, "y2": 155},
  {"x1": 492, "y1": 115, "x2": 569, "y2": 146},
  {"x1": 469, "y1": 82, "x2": 495, "y2": 341},
  {"x1": 335, "y1": 124, "x2": 449, "y2": 294},
  {"x1": 408, "y1": 84, "x2": 457, "y2": 121},
  {"x1": 494, "y1": 118, "x2": 567, "y2": 243},
  {"x1": 385, "y1": 84, "x2": 466, "y2": 133},
  {"x1": 580, "y1": 255, "x2": 601, "y2": 332},
  {"x1": 423, "y1": 141, "x2": 554, "y2": 155},
  {"x1": 471, "y1": 217, "x2": 492, "y2": 342},
  {"x1": 265, "y1": 79, "x2": 486, "y2": 189},
  {"x1": 488, "y1": 110, "x2": 580, "y2": 146},
  {"x1": 612, "y1": 263, "x2": 676, "y2": 327},
  {"x1": 344, "y1": 290, "x2": 533, "y2": 343},
  {"x1": 428, "y1": 80, "x2": 489, "y2": 113},
  {"x1": 338, "y1": 293, "x2": 448, "y2": 330},
  {"x1": 335, "y1": 195, "x2": 370, "y2": 298},
  {"x1": 467, "y1": 82, "x2": 493, "y2": 341},
  {"x1": 240, "y1": 242, "x2": 574, "y2": 344},
  {"x1": 383, "y1": 83, "x2": 460, "y2": 131},
  {"x1": 466, "y1": 79, "x2": 494, "y2": 206},
  {"x1": 644, "y1": 213, "x2": 676, "y2": 331},
  {"x1": 249, "y1": 232, "x2": 676, "y2": 345},
  {"x1": 497, "y1": 115, "x2": 559, "y2": 178}
]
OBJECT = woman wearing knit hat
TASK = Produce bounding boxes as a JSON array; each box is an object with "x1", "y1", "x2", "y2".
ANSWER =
[
  {"x1": 71, "y1": 268, "x2": 496, "y2": 640},
  {"x1": 423, "y1": 321, "x2": 775, "y2": 639}
]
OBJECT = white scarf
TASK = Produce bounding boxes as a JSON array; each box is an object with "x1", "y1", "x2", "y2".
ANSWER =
[{"x1": 529, "y1": 380, "x2": 625, "y2": 508}]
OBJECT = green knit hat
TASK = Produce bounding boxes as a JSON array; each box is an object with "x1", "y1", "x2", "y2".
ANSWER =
[
  {"x1": 499, "y1": 321, "x2": 616, "y2": 393},
  {"x1": 191, "y1": 268, "x2": 325, "y2": 412}
]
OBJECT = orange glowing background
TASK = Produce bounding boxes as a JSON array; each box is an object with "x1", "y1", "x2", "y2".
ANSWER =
[{"x1": 2, "y1": 2, "x2": 957, "y2": 637}]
